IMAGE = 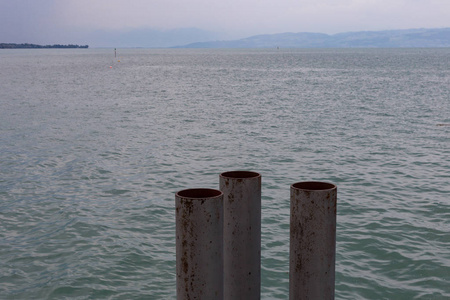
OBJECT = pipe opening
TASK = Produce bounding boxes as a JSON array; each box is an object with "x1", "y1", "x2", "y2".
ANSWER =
[
  {"x1": 220, "y1": 171, "x2": 260, "y2": 179},
  {"x1": 292, "y1": 181, "x2": 336, "y2": 191},
  {"x1": 176, "y1": 188, "x2": 222, "y2": 199}
]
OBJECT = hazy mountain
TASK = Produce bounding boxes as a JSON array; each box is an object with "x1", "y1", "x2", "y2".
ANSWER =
[
  {"x1": 175, "y1": 28, "x2": 450, "y2": 48},
  {"x1": 80, "y1": 28, "x2": 222, "y2": 48},
  {"x1": 4, "y1": 27, "x2": 448, "y2": 48}
]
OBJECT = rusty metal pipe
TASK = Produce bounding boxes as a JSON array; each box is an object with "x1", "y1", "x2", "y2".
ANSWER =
[
  {"x1": 219, "y1": 171, "x2": 261, "y2": 300},
  {"x1": 290, "y1": 181, "x2": 337, "y2": 300},
  {"x1": 175, "y1": 188, "x2": 224, "y2": 300}
]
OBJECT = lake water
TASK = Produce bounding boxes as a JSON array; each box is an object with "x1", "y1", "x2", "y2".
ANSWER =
[{"x1": 0, "y1": 48, "x2": 449, "y2": 299}]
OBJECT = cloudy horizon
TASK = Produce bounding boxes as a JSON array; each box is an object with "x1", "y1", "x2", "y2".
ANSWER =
[{"x1": 1, "y1": 0, "x2": 449, "y2": 47}]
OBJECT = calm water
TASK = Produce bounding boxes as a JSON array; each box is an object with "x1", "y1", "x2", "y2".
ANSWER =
[{"x1": 0, "y1": 48, "x2": 449, "y2": 299}]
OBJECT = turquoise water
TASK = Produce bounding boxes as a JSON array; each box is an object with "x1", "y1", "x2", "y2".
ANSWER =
[{"x1": 0, "y1": 48, "x2": 449, "y2": 299}]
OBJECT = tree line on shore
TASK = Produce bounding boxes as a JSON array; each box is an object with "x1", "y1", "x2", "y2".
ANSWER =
[{"x1": 0, "y1": 43, "x2": 89, "y2": 49}]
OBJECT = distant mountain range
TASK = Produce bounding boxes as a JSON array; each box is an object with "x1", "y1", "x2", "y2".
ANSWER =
[
  {"x1": 81, "y1": 28, "x2": 220, "y2": 48},
  {"x1": 176, "y1": 28, "x2": 450, "y2": 48},
  {"x1": 3, "y1": 28, "x2": 449, "y2": 49}
]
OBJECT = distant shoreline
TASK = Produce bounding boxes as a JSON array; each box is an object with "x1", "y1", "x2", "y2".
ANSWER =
[{"x1": 0, "y1": 43, "x2": 88, "y2": 49}]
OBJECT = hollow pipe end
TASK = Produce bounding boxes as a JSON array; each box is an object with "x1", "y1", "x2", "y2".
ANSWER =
[
  {"x1": 176, "y1": 188, "x2": 223, "y2": 199},
  {"x1": 220, "y1": 170, "x2": 261, "y2": 179},
  {"x1": 291, "y1": 181, "x2": 336, "y2": 191}
]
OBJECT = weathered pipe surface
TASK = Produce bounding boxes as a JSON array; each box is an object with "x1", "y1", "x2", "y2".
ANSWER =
[
  {"x1": 220, "y1": 171, "x2": 261, "y2": 300},
  {"x1": 290, "y1": 181, "x2": 337, "y2": 300},
  {"x1": 176, "y1": 188, "x2": 224, "y2": 300}
]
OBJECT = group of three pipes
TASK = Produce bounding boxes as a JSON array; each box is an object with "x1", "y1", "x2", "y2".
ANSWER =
[{"x1": 175, "y1": 171, "x2": 337, "y2": 299}]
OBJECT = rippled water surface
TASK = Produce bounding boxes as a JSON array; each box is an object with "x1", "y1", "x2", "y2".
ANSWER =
[{"x1": 1, "y1": 48, "x2": 449, "y2": 299}]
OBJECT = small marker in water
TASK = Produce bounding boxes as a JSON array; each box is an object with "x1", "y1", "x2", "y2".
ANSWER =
[{"x1": 109, "y1": 66, "x2": 112, "y2": 68}]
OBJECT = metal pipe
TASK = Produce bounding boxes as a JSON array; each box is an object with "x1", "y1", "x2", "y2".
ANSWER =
[
  {"x1": 175, "y1": 188, "x2": 224, "y2": 300},
  {"x1": 219, "y1": 171, "x2": 261, "y2": 300},
  {"x1": 290, "y1": 181, "x2": 337, "y2": 300}
]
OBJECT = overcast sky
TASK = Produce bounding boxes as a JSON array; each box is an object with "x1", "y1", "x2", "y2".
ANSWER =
[{"x1": 1, "y1": 0, "x2": 449, "y2": 45}]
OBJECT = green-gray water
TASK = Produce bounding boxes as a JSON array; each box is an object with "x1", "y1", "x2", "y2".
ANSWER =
[{"x1": 1, "y1": 48, "x2": 449, "y2": 299}]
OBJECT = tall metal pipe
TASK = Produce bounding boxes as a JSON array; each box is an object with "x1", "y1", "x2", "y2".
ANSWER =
[
  {"x1": 175, "y1": 188, "x2": 224, "y2": 300},
  {"x1": 219, "y1": 171, "x2": 261, "y2": 300},
  {"x1": 290, "y1": 181, "x2": 337, "y2": 300}
]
